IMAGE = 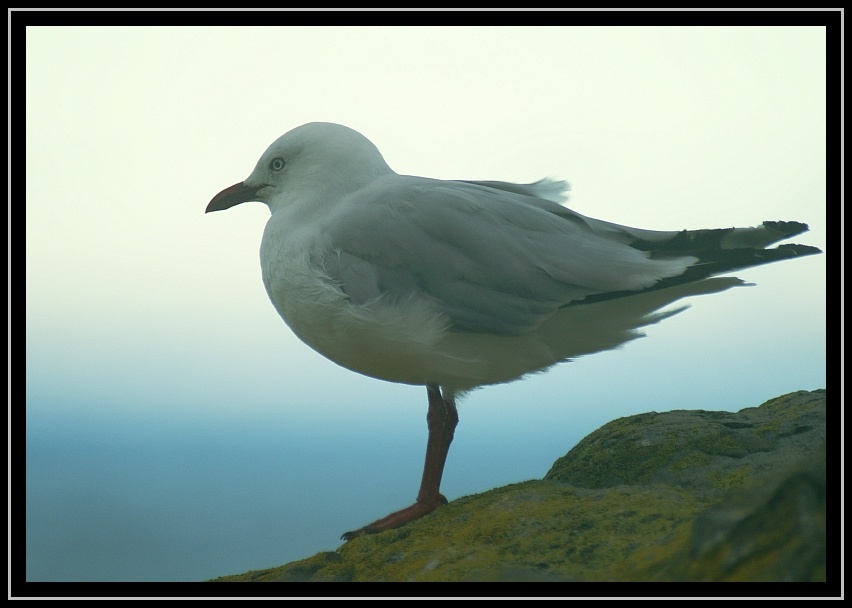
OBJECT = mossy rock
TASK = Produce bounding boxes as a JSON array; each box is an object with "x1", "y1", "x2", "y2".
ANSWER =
[
  {"x1": 212, "y1": 552, "x2": 354, "y2": 582},
  {"x1": 211, "y1": 390, "x2": 826, "y2": 582},
  {"x1": 544, "y1": 389, "x2": 825, "y2": 501}
]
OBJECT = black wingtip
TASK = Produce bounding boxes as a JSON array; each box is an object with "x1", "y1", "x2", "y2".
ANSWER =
[
  {"x1": 762, "y1": 220, "x2": 810, "y2": 240},
  {"x1": 773, "y1": 243, "x2": 822, "y2": 257}
]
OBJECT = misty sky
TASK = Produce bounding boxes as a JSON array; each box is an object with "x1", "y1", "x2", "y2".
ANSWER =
[{"x1": 24, "y1": 25, "x2": 826, "y2": 582}]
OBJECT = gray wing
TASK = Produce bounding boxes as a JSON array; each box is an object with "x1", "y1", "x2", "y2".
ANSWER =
[
  {"x1": 321, "y1": 176, "x2": 818, "y2": 335},
  {"x1": 461, "y1": 177, "x2": 570, "y2": 203},
  {"x1": 320, "y1": 176, "x2": 700, "y2": 335}
]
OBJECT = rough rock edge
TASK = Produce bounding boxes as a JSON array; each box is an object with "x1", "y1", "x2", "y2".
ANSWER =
[{"x1": 211, "y1": 389, "x2": 826, "y2": 582}]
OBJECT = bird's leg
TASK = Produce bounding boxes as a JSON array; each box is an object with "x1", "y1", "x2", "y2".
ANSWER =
[{"x1": 341, "y1": 384, "x2": 458, "y2": 541}]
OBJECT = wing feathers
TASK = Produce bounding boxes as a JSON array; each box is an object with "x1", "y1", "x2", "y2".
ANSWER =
[{"x1": 322, "y1": 177, "x2": 818, "y2": 334}]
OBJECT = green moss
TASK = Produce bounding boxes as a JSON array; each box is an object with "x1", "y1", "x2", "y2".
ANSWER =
[
  {"x1": 210, "y1": 390, "x2": 826, "y2": 583},
  {"x1": 693, "y1": 430, "x2": 750, "y2": 458},
  {"x1": 546, "y1": 415, "x2": 682, "y2": 487},
  {"x1": 707, "y1": 466, "x2": 753, "y2": 490},
  {"x1": 670, "y1": 451, "x2": 712, "y2": 470},
  {"x1": 753, "y1": 418, "x2": 782, "y2": 436},
  {"x1": 328, "y1": 480, "x2": 706, "y2": 582},
  {"x1": 211, "y1": 552, "x2": 354, "y2": 582}
]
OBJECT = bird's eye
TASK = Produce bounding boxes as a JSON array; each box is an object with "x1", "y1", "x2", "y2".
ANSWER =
[{"x1": 269, "y1": 158, "x2": 285, "y2": 171}]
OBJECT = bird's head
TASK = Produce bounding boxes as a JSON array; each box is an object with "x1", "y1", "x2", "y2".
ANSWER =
[{"x1": 206, "y1": 122, "x2": 393, "y2": 215}]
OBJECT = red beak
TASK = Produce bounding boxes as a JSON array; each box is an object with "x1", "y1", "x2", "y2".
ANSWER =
[{"x1": 206, "y1": 182, "x2": 265, "y2": 213}]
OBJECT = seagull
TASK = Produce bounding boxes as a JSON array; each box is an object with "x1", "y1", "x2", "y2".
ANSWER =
[{"x1": 206, "y1": 122, "x2": 820, "y2": 541}]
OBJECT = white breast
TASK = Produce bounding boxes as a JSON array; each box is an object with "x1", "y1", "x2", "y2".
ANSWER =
[
  {"x1": 256, "y1": 208, "x2": 738, "y2": 394},
  {"x1": 259, "y1": 213, "x2": 464, "y2": 387}
]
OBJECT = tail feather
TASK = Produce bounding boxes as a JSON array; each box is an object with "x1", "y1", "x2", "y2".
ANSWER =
[
  {"x1": 573, "y1": 221, "x2": 821, "y2": 307},
  {"x1": 672, "y1": 241, "x2": 821, "y2": 282},
  {"x1": 628, "y1": 220, "x2": 812, "y2": 253}
]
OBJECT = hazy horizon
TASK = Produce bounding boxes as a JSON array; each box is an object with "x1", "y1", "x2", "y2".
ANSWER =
[{"x1": 24, "y1": 24, "x2": 826, "y2": 582}]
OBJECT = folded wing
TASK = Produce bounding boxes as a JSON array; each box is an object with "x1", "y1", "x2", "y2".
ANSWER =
[{"x1": 321, "y1": 177, "x2": 819, "y2": 334}]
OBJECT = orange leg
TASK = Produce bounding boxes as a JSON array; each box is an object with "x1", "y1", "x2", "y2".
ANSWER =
[{"x1": 341, "y1": 384, "x2": 459, "y2": 541}]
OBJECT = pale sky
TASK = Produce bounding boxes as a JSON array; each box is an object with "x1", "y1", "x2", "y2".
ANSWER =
[
  {"x1": 26, "y1": 25, "x2": 826, "y2": 419},
  {"x1": 23, "y1": 25, "x2": 827, "y2": 581}
]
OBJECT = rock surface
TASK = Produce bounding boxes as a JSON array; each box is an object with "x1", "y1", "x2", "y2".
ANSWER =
[{"x1": 211, "y1": 389, "x2": 826, "y2": 582}]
